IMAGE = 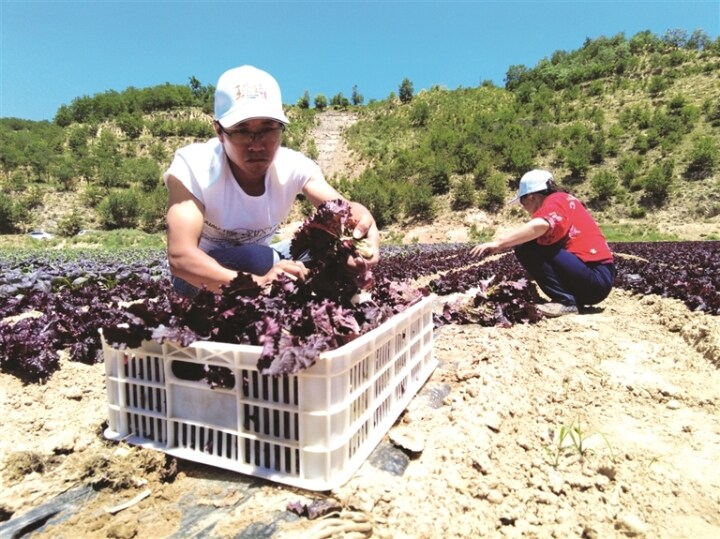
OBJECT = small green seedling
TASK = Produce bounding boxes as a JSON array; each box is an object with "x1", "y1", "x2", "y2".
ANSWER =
[{"x1": 547, "y1": 418, "x2": 615, "y2": 468}]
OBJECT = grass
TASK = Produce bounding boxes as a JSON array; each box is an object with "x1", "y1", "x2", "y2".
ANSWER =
[
  {"x1": 3, "y1": 220, "x2": 712, "y2": 253},
  {"x1": 468, "y1": 224, "x2": 495, "y2": 243},
  {"x1": 0, "y1": 229, "x2": 166, "y2": 251},
  {"x1": 381, "y1": 229, "x2": 407, "y2": 245},
  {"x1": 600, "y1": 223, "x2": 680, "y2": 243}
]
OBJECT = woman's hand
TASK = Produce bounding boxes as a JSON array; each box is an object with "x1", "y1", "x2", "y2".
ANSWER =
[
  {"x1": 470, "y1": 240, "x2": 502, "y2": 259},
  {"x1": 470, "y1": 218, "x2": 549, "y2": 260}
]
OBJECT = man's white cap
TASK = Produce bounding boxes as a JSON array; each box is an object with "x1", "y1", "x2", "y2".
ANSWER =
[
  {"x1": 214, "y1": 65, "x2": 289, "y2": 128},
  {"x1": 508, "y1": 169, "x2": 554, "y2": 204}
]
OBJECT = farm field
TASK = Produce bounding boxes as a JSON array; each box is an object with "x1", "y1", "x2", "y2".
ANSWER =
[{"x1": 1, "y1": 242, "x2": 720, "y2": 538}]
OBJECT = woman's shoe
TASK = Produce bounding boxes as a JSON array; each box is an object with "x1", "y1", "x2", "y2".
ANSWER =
[{"x1": 537, "y1": 303, "x2": 579, "y2": 317}]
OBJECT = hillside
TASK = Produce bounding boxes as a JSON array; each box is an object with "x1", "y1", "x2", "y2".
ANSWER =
[{"x1": 1, "y1": 29, "x2": 719, "y2": 243}]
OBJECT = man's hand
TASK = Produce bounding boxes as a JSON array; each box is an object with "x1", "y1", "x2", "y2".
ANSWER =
[
  {"x1": 347, "y1": 201, "x2": 380, "y2": 269},
  {"x1": 257, "y1": 260, "x2": 310, "y2": 287}
]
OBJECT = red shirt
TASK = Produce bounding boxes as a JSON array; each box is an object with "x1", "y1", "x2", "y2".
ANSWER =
[{"x1": 534, "y1": 192, "x2": 613, "y2": 263}]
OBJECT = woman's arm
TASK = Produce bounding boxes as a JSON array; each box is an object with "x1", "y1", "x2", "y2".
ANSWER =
[{"x1": 470, "y1": 218, "x2": 550, "y2": 258}]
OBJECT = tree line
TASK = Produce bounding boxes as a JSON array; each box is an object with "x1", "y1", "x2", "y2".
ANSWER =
[
  {"x1": 0, "y1": 29, "x2": 718, "y2": 236},
  {"x1": 335, "y1": 29, "x2": 720, "y2": 228}
]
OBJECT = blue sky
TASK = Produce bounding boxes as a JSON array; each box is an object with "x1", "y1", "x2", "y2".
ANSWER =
[{"x1": 2, "y1": 1, "x2": 718, "y2": 121}]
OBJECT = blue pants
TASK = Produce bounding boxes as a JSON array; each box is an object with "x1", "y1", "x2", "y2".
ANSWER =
[
  {"x1": 171, "y1": 240, "x2": 293, "y2": 298},
  {"x1": 513, "y1": 241, "x2": 616, "y2": 307}
]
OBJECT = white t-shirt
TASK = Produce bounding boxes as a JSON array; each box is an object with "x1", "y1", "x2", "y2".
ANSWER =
[{"x1": 164, "y1": 139, "x2": 321, "y2": 254}]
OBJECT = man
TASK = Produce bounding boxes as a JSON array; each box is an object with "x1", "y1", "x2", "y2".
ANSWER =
[{"x1": 164, "y1": 65, "x2": 379, "y2": 297}]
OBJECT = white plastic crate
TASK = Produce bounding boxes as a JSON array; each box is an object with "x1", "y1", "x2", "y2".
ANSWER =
[{"x1": 103, "y1": 295, "x2": 436, "y2": 491}]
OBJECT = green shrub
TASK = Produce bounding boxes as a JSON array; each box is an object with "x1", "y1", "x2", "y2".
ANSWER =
[
  {"x1": 502, "y1": 139, "x2": 535, "y2": 176},
  {"x1": 176, "y1": 119, "x2": 214, "y2": 138},
  {"x1": 147, "y1": 119, "x2": 173, "y2": 137},
  {"x1": 96, "y1": 160, "x2": 123, "y2": 189},
  {"x1": 399, "y1": 78, "x2": 414, "y2": 104},
  {"x1": 314, "y1": 94, "x2": 327, "y2": 111},
  {"x1": 606, "y1": 124, "x2": 623, "y2": 157},
  {"x1": 454, "y1": 143, "x2": 483, "y2": 175},
  {"x1": 306, "y1": 138, "x2": 319, "y2": 161},
  {"x1": 297, "y1": 91, "x2": 310, "y2": 109},
  {"x1": 297, "y1": 196, "x2": 314, "y2": 218},
  {"x1": 586, "y1": 80, "x2": 604, "y2": 97},
  {"x1": 330, "y1": 93, "x2": 350, "y2": 110},
  {"x1": 468, "y1": 224, "x2": 495, "y2": 243},
  {"x1": 82, "y1": 185, "x2": 106, "y2": 208},
  {"x1": 472, "y1": 157, "x2": 493, "y2": 188},
  {"x1": 0, "y1": 192, "x2": 22, "y2": 233},
  {"x1": 139, "y1": 187, "x2": 167, "y2": 233},
  {"x1": 347, "y1": 171, "x2": 403, "y2": 229},
  {"x1": 633, "y1": 133, "x2": 651, "y2": 153},
  {"x1": 706, "y1": 100, "x2": 720, "y2": 127},
  {"x1": 121, "y1": 157, "x2": 162, "y2": 192},
  {"x1": 117, "y1": 113, "x2": 144, "y2": 139},
  {"x1": 351, "y1": 85, "x2": 364, "y2": 106},
  {"x1": 684, "y1": 135, "x2": 718, "y2": 180},
  {"x1": 590, "y1": 170, "x2": 618, "y2": 200},
  {"x1": 149, "y1": 142, "x2": 168, "y2": 161},
  {"x1": 647, "y1": 75, "x2": 669, "y2": 96},
  {"x1": 403, "y1": 181, "x2": 436, "y2": 222},
  {"x1": 618, "y1": 155, "x2": 642, "y2": 187},
  {"x1": 66, "y1": 125, "x2": 93, "y2": 157},
  {"x1": 421, "y1": 160, "x2": 451, "y2": 195},
  {"x1": 644, "y1": 160, "x2": 674, "y2": 202},
  {"x1": 564, "y1": 140, "x2": 592, "y2": 178},
  {"x1": 482, "y1": 172, "x2": 508, "y2": 210},
  {"x1": 51, "y1": 156, "x2": 78, "y2": 191},
  {"x1": 590, "y1": 132, "x2": 606, "y2": 164},
  {"x1": 57, "y1": 211, "x2": 84, "y2": 237},
  {"x1": 22, "y1": 187, "x2": 44, "y2": 210},
  {"x1": 451, "y1": 177, "x2": 476, "y2": 210},
  {"x1": 97, "y1": 189, "x2": 141, "y2": 229},
  {"x1": 410, "y1": 101, "x2": 430, "y2": 127}
]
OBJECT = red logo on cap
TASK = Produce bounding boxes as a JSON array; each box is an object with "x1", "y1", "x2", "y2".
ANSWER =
[{"x1": 235, "y1": 83, "x2": 268, "y2": 102}]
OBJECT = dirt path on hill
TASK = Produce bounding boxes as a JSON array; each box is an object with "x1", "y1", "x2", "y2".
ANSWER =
[
  {"x1": 2, "y1": 288, "x2": 720, "y2": 539},
  {"x1": 309, "y1": 110, "x2": 360, "y2": 181}
]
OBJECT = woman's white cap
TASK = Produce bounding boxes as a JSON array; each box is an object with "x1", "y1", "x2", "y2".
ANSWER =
[
  {"x1": 509, "y1": 169, "x2": 554, "y2": 204},
  {"x1": 214, "y1": 65, "x2": 290, "y2": 128}
]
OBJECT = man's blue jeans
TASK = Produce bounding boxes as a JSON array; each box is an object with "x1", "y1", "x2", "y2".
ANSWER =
[
  {"x1": 513, "y1": 241, "x2": 616, "y2": 307},
  {"x1": 171, "y1": 240, "x2": 293, "y2": 298}
]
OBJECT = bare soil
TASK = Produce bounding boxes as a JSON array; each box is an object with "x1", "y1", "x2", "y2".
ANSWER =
[{"x1": 2, "y1": 286, "x2": 720, "y2": 538}]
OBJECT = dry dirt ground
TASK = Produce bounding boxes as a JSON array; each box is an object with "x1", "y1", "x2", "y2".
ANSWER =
[{"x1": 2, "y1": 285, "x2": 720, "y2": 539}]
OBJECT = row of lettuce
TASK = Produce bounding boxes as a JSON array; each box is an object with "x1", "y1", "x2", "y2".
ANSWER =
[{"x1": 0, "y1": 241, "x2": 718, "y2": 383}]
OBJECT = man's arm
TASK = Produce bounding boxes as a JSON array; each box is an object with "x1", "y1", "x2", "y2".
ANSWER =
[
  {"x1": 302, "y1": 175, "x2": 380, "y2": 265},
  {"x1": 166, "y1": 175, "x2": 240, "y2": 292},
  {"x1": 166, "y1": 176, "x2": 310, "y2": 291}
]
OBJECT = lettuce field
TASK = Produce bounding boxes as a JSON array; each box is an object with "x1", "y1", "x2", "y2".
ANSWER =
[{"x1": 1, "y1": 240, "x2": 718, "y2": 383}]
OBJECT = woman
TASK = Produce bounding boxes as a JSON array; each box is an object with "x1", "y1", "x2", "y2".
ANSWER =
[{"x1": 470, "y1": 169, "x2": 616, "y2": 317}]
